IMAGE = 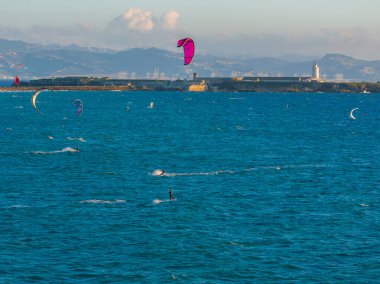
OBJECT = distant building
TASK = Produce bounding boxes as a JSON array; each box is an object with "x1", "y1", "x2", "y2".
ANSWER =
[
  {"x1": 312, "y1": 62, "x2": 320, "y2": 80},
  {"x1": 189, "y1": 80, "x2": 207, "y2": 92}
]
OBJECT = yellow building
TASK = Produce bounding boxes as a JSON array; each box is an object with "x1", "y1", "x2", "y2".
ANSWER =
[{"x1": 189, "y1": 80, "x2": 207, "y2": 92}]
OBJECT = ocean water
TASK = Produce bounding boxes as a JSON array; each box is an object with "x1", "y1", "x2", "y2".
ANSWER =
[{"x1": 1, "y1": 90, "x2": 379, "y2": 283}]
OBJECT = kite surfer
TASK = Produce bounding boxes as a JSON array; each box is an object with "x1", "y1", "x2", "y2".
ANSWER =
[
  {"x1": 153, "y1": 169, "x2": 165, "y2": 176},
  {"x1": 169, "y1": 189, "x2": 174, "y2": 200},
  {"x1": 73, "y1": 99, "x2": 83, "y2": 116},
  {"x1": 31, "y1": 88, "x2": 54, "y2": 113}
]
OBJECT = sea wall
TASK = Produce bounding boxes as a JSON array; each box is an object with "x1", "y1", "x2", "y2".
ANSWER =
[{"x1": 3, "y1": 77, "x2": 380, "y2": 93}]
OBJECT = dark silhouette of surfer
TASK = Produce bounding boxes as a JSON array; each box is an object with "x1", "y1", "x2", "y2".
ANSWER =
[{"x1": 169, "y1": 189, "x2": 174, "y2": 200}]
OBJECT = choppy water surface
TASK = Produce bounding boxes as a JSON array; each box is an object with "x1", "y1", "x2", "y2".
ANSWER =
[{"x1": 1, "y1": 91, "x2": 379, "y2": 283}]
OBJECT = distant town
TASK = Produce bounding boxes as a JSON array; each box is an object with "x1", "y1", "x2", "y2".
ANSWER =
[
  {"x1": 1, "y1": 62, "x2": 378, "y2": 93},
  {"x1": 1, "y1": 37, "x2": 380, "y2": 93},
  {"x1": 1, "y1": 38, "x2": 380, "y2": 83}
]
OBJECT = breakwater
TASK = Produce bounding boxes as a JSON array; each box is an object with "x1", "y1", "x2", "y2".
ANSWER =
[{"x1": 3, "y1": 76, "x2": 380, "y2": 93}]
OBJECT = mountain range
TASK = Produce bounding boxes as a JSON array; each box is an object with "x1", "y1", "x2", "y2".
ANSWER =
[{"x1": 1, "y1": 38, "x2": 379, "y2": 81}]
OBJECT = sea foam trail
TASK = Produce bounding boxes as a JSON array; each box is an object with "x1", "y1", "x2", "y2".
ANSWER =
[
  {"x1": 153, "y1": 198, "x2": 176, "y2": 204},
  {"x1": 164, "y1": 170, "x2": 237, "y2": 177},
  {"x1": 32, "y1": 147, "x2": 79, "y2": 155},
  {"x1": 153, "y1": 164, "x2": 333, "y2": 177},
  {"x1": 151, "y1": 169, "x2": 236, "y2": 177},
  {"x1": 67, "y1": 137, "x2": 86, "y2": 142},
  {"x1": 80, "y1": 199, "x2": 126, "y2": 204},
  {"x1": 7, "y1": 204, "x2": 30, "y2": 209}
]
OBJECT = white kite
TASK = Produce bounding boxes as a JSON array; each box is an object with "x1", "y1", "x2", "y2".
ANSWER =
[
  {"x1": 31, "y1": 88, "x2": 53, "y2": 113},
  {"x1": 349, "y1": 108, "x2": 359, "y2": 120}
]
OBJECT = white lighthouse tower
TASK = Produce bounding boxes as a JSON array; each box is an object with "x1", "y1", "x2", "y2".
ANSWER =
[{"x1": 312, "y1": 62, "x2": 320, "y2": 81}]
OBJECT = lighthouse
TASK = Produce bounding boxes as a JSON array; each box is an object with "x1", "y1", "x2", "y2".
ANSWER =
[{"x1": 312, "y1": 62, "x2": 320, "y2": 80}]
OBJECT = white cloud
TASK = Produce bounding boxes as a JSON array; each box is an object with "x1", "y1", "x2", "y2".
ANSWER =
[
  {"x1": 119, "y1": 8, "x2": 154, "y2": 31},
  {"x1": 161, "y1": 11, "x2": 180, "y2": 30}
]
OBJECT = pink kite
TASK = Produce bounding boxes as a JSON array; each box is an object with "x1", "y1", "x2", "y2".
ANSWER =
[
  {"x1": 73, "y1": 99, "x2": 83, "y2": 116},
  {"x1": 14, "y1": 76, "x2": 20, "y2": 86},
  {"x1": 177, "y1": 38, "x2": 195, "y2": 65}
]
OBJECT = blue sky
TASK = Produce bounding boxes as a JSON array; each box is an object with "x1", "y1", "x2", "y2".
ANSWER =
[{"x1": 1, "y1": 0, "x2": 379, "y2": 59}]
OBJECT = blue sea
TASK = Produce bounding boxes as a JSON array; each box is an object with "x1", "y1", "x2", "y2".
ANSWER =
[{"x1": 1, "y1": 90, "x2": 379, "y2": 283}]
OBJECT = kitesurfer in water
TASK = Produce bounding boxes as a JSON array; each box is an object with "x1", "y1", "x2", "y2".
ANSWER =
[
  {"x1": 152, "y1": 169, "x2": 165, "y2": 176},
  {"x1": 76, "y1": 146, "x2": 79, "y2": 152},
  {"x1": 169, "y1": 189, "x2": 174, "y2": 200},
  {"x1": 156, "y1": 169, "x2": 165, "y2": 176}
]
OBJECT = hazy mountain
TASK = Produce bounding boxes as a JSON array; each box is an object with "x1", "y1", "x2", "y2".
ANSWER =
[
  {"x1": 0, "y1": 38, "x2": 379, "y2": 81},
  {"x1": 318, "y1": 54, "x2": 380, "y2": 81}
]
